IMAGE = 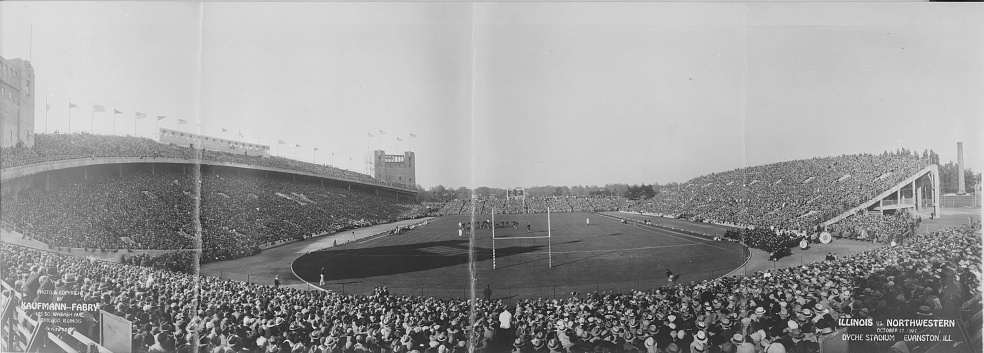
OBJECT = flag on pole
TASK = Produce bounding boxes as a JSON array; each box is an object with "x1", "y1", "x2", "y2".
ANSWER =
[
  {"x1": 157, "y1": 116, "x2": 166, "y2": 121},
  {"x1": 114, "y1": 109, "x2": 123, "y2": 114},
  {"x1": 278, "y1": 140, "x2": 285, "y2": 144},
  {"x1": 69, "y1": 102, "x2": 77, "y2": 109},
  {"x1": 314, "y1": 147, "x2": 319, "y2": 151},
  {"x1": 222, "y1": 128, "x2": 228, "y2": 132},
  {"x1": 368, "y1": 133, "x2": 374, "y2": 137},
  {"x1": 295, "y1": 143, "x2": 301, "y2": 147},
  {"x1": 379, "y1": 130, "x2": 385, "y2": 135},
  {"x1": 410, "y1": 133, "x2": 416, "y2": 138},
  {"x1": 178, "y1": 119, "x2": 188, "y2": 125},
  {"x1": 135, "y1": 112, "x2": 147, "y2": 119},
  {"x1": 92, "y1": 105, "x2": 105, "y2": 113},
  {"x1": 46, "y1": 103, "x2": 51, "y2": 111},
  {"x1": 396, "y1": 137, "x2": 402, "y2": 142}
]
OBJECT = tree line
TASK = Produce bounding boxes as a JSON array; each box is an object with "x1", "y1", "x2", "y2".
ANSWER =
[{"x1": 414, "y1": 183, "x2": 674, "y2": 202}]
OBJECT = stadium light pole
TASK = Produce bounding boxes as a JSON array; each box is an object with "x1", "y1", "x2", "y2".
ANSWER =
[{"x1": 548, "y1": 206, "x2": 552, "y2": 268}]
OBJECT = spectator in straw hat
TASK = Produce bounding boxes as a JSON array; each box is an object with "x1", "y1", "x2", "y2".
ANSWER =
[
  {"x1": 733, "y1": 334, "x2": 755, "y2": 353},
  {"x1": 53, "y1": 273, "x2": 78, "y2": 304},
  {"x1": 546, "y1": 338, "x2": 563, "y2": 353},
  {"x1": 916, "y1": 305, "x2": 933, "y2": 318},
  {"x1": 510, "y1": 337, "x2": 527, "y2": 353},
  {"x1": 530, "y1": 337, "x2": 546, "y2": 353},
  {"x1": 692, "y1": 330, "x2": 708, "y2": 348},
  {"x1": 665, "y1": 342, "x2": 681, "y2": 353},
  {"x1": 643, "y1": 336, "x2": 658, "y2": 353},
  {"x1": 450, "y1": 339, "x2": 467, "y2": 353},
  {"x1": 690, "y1": 340, "x2": 706, "y2": 353},
  {"x1": 764, "y1": 342, "x2": 786, "y2": 353},
  {"x1": 781, "y1": 328, "x2": 804, "y2": 352}
]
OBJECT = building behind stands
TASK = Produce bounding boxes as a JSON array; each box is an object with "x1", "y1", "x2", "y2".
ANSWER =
[
  {"x1": 369, "y1": 150, "x2": 416, "y2": 186},
  {"x1": 159, "y1": 127, "x2": 269, "y2": 157},
  {"x1": 0, "y1": 56, "x2": 35, "y2": 149}
]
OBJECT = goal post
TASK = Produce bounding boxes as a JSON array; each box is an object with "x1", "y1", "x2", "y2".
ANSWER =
[
  {"x1": 548, "y1": 206, "x2": 552, "y2": 267},
  {"x1": 491, "y1": 207, "x2": 553, "y2": 269}
]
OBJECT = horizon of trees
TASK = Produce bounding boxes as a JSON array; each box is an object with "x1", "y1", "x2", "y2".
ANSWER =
[{"x1": 414, "y1": 183, "x2": 678, "y2": 202}]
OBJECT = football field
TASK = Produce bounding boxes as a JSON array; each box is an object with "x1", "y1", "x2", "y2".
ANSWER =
[{"x1": 292, "y1": 212, "x2": 747, "y2": 299}]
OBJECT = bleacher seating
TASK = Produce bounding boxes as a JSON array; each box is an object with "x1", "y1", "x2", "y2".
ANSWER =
[
  {"x1": 622, "y1": 153, "x2": 930, "y2": 232},
  {"x1": 1, "y1": 169, "x2": 425, "y2": 263}
]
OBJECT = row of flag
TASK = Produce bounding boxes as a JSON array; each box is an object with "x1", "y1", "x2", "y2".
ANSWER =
[
  {"x1": 66, "y1": 101, "x2": 322, "y2": 153},
  {"x1": 60, "y1": 102, "x2": 258, "y2": 138},
  {"x1": 272, "y1": 140, "x2": 321, "y2": 152},
  {"x1": 221, "y1": 128, "x2": 246, "y2": 138},
  {"x1": 55, "y1": 101, "x2": 414, "y2": 164},
  {"x1": 368, "y1": 130, "x2": 416, "y2": 142},
  {"x1": 269, "y1": 130, "x2": 417, "y2": 153},
  {"x1": 63, "y1": 102, "x2": 176, "y2": 123}
]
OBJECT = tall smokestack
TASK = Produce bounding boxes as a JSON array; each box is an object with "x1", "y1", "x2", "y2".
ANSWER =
[{"x1": 958, "y1": 142, "x2": 966, "y2": 194}]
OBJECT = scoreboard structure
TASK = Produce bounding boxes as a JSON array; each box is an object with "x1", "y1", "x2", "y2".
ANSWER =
[
  {"x1": 507, "y1": 187, "x2": 525, "y2": 200},
  {"x1": 159, "y1": 128, "x2": 269, "y2": 157}
]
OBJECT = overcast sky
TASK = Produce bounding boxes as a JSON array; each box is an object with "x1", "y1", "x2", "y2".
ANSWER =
[{"x1": 2, "y1": 2, "x2": 981, "y2": 189}]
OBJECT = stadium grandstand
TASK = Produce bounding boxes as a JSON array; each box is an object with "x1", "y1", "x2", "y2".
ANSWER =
[
  {"x1": 427, "y1": 152, "x2": 939, "y2": 245},
  {"x1": 2, "y1": 134, "x2": 977, "y2": 353},
  {"x1": 1, "y1": 168, "x2": 428, "y2": 259},
  {"x1": 425, "y1": 196, "x2": 621, "y2": 216},
  {"x1": 2, "y1": 4, "x2": 979, "y2": 353},
  {"x1": 620, "y1": 153, "x2": 937, "y2": 233},
  {"x1": 1, "y1": 133, "x2": 428, "y2": 263},
  {"x1": 0, "y1": 133, "x2": 417, "y2": 191}
]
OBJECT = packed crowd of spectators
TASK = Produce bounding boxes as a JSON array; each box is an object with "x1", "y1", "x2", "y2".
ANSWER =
[
  {"x1": 1, "y1": 169, "x2": 424, "y2": 264},
  {"x1": 2, "y1": 224, "x2": 978, "y2": 353},
  {"x1": 622, "y1": 153, "x2": 930, "y2": 233},
  {"x1": 121, "y1": 251, "x2": 202, "y2": 274},
  {"x1": 0, "y1": 133, "x2": 413, "y2": 190},
  {"x1": 5, "y1": 135, "x2": 934, "y2": 238},
  {"x1": 722, "y1": 228, "x2": 799, "y2": 258},
  {"x1": 422, "y1": 153, "x2": 928, "y2": 240},
  {"x1": 5, "y1": 133, "x2": 932, "y2": 242},
  {"x1": 0, "y1": 142, "x2": 41, "y2": 162},
  {"x1": 827, "y1": 211, "x2": 919, "y2": 244},
  {"x1": 1, "y1": 133, "x2": 192, "y2": 165}
]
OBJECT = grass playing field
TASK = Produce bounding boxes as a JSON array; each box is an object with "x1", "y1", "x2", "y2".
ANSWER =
[{"x1": 291, "y1": 212, "x2": 747, "y2": 300}]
